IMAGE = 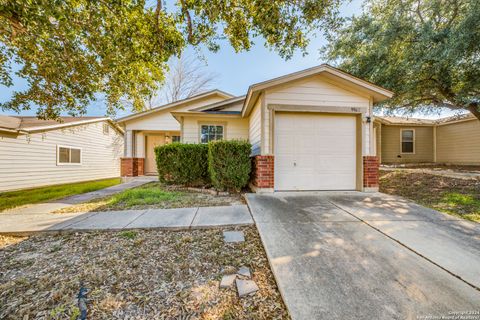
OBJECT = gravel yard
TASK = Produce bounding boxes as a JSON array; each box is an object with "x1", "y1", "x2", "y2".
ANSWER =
[
  {"x1": 0, "y1": 226, "x2": 288, "y2": 319},
  {"x1": 56, "y1": 182, "x2": 245, "y2": 214}
]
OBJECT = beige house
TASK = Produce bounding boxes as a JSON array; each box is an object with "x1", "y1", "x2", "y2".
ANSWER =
[
  {"x1": 0, "y1": 116, "x2": 124, "y2": 192},
  {"x1": 117, "y1": 64, "x2": 394, "y2": 192},
  {"x1": 374, "y1": 114, "x2": 480, "y2": 165}
]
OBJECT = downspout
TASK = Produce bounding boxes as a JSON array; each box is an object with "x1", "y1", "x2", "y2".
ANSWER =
[{"x1": 433, "y1": 125, "x2": 437, "y2": 163}]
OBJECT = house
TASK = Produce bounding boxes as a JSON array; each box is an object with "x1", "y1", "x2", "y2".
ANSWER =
[
  {"x1": 0, "y1": 115, "x2": 124, "y2": 192},
  {"x1": 374, "y1": 114, "x2": 480, "y2": 165},
  {"x1": 117, "y1": 64, "x2": 394, "y2": 192}
]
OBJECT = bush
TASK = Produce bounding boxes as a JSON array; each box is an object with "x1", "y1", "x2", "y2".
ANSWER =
[
  {"x1": 208, "y1": 140, "x2": 252, "y2": 192},
  {"x1": 155, "y1": 143, "x2": 209, "y2": 186}
]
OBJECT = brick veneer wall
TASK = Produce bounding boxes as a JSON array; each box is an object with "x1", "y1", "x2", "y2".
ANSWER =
[
  {"x1": 121, "y1": 158, "x2": 144, "y2": 177},
  {"x1": 363, "y1": 156, "x2": 379, "y2": 188},
  {"x1": 251, "y1": 155, "x2": 274, "y2": 189}
]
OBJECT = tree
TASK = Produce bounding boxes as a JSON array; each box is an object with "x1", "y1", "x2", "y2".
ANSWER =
[
  {"x1": 323, "y1": 0, "x2": 480, "y2": 120},
  {"x1": 149, "y1": 55, "x2": 216, "y2": 107},
  {"x1": 0, "y1": 0, "x2": 340, "y2": 119}
]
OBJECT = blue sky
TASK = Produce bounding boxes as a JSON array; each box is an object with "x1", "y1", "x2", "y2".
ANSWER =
[{"x1": 0, "y1": 0, "x2": 459, "y2": 119}]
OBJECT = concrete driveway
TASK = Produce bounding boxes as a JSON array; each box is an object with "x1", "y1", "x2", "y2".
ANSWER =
[{"x1": 246, "y1": 192, "x2": 480, "y2": 320}]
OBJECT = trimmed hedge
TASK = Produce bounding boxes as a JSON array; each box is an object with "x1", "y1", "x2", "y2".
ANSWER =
[
  {"x1": 154, "y1": 143, "x2": 209, "y2": 186},
  {"x1": 208, "y1": 140, "x2": 252, "y2": 192}
]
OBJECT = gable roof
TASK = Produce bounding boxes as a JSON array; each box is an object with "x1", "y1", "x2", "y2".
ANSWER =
[
  {"x1": 375, "y1": 113, "x2": 477, "y2": 126},
  {"x1": 189, "y1": 95, "x2": 246, "y2": 112},
  {"x1": 0, "y1": 115, "x2": 123, "y2": 133},
  {"x1": 116, "y1": 89, "x2": 234, "y2": 123},
  {"x1": 242, "y1": 64, "x2": 394, "y2": 117}
]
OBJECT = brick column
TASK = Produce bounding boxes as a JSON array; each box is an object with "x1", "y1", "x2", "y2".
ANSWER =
[
  {"x1": 121, "y1": 158, "x2": 145, "y2": 177},
  {"x1": 251, "y1": 155, "x2": 274, "y2": 190},
  {"x1": 363, "y1": 156, "x2": 379, "y2": 190}
]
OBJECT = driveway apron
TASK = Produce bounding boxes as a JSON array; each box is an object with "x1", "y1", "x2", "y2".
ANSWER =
[{"x1": 246, "y1": 192, "x2": 480, "y2": 320}]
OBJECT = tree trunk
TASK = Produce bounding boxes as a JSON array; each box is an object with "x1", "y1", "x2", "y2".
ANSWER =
[{"x1": 468, "y1": 102, "x2": 480, "y2": 120}]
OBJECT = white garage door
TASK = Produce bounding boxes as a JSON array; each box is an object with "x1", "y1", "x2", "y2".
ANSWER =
[{"x1": 274, "y1": 113, "x2": 357, "y2": 191}]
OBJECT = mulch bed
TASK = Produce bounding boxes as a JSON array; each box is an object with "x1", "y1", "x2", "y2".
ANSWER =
[{"x1": 0, "y1": 226, "x2": 289, "y2": 319}]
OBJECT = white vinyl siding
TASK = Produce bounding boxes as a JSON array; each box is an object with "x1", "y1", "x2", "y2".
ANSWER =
[
  {"x1": 249, "y1": 97, "x2": 262, "y2": 155},
  {"x1": 263, "y1": 75, "x2": 370, "y2": 155},
  {"x1": 265, "y1": 75, "x2": 370, "y2": 109},
  {"x1": 124, "y1": 96, "x2": 225, "y2": 132},
  {"x1": 0, "y1": 121, "x2": 123, "y2": 192}
]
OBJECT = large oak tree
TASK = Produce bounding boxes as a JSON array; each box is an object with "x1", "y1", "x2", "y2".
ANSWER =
[
  {"x1": 324, "y1": 0, "x2": 480, "y2": 120},
  {"x1": 0, "y1": 0, "x2": 339, "y2": 119}
]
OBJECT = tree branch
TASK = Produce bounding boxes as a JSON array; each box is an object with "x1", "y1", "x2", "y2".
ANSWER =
[
  {"x1": 467, "y1": 102, "x2": 480, "y2": 120},
  {"x1": 179, "y1": 0, "x2": 194, "y2": 43}
]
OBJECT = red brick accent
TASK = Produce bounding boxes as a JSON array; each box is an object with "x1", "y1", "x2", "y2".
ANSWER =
[
  {"x1": 251, "y1": 155, "x2": 274, "y2": 189},
  {"x1": 363, "y1": 156, "x2": 379, "y2": 188},
  {"x1": 121, "y1": 158, "x2": 145, "y2": 177}
]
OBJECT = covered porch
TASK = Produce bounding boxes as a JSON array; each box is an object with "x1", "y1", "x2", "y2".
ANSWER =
[{"x1": 122, "y1": 130, "x2": 180, "y2": 176}]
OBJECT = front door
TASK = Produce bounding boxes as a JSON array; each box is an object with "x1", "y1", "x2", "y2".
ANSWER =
[{"x1": 145, "y1": 134, "x2": 165, "y2": 175}]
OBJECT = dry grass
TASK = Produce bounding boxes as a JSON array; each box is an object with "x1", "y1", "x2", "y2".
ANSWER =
[
  {"x1": 380, "y1": 170, "x2": 480, "y2": 222},
  {"x1": 0, "y1": 226, "x2": 288, "y2": 319},
  {"x1": 56, "y1": 182, "x2": 245, "y2": 214},
  {"x1": 0, "y1": 235, "x2": 28, "y2": 249}
]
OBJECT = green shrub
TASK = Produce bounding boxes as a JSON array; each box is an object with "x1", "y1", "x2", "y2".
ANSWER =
[
  {"x1": 208, "y1": 140, "x2": 252, "y2": 192},
  {"x1": 155, "y1": 143, "x2": 209, "y2": 186}
]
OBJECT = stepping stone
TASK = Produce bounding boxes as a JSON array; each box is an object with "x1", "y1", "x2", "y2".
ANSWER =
[
  {"x1": 236, "y1": 279, "x2": 259, "y2": 297},
  {"x1": 237, "y1": 266, "x2": 251, "y2": 278},
  {"x1": 219, "y1": 274, "x2": 236, "y2": 288},
  {"x1": 223, "y1": 231, "x2": 245, "y2": 243}
]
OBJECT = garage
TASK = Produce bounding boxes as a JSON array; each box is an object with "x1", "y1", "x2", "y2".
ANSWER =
[{"x1": 274, "y1": 112, "x2": 357, "y2": 191}]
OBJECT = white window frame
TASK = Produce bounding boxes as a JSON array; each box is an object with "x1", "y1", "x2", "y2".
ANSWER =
[
  {"x1": 102, "y1": 123, "x2": 110, "y2": 135},
  {"x1": 57, "y1": 145, "x2": 83, "y2": 166},
  {"x1": 400, "y1": 128, "x2": 415, "y2": 154},
  {"x1": 199, "y1": 123, "x2": 226, "y2": 144}
]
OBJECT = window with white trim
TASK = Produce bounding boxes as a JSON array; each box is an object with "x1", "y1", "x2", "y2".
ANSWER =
[
  {"x1": 401, "y1": 129, "x2": 414, "y2": 153},
  {"x1": 57, "y1": 146, "x2": 82, "y2": 165},
  {"x1": 103, "y1": 123, "x2": 109, "y2": 135},
  {"x1": 200, "y1": 125, "x2": 224, "y2": 143}
]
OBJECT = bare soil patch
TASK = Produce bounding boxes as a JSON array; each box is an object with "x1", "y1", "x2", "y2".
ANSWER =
[
  {"x1": 380, "y1": 170, "x2": 480, "y2": 222},
  {"x1": 0, "y1": 226, "x2": 288, "y2": 319}
]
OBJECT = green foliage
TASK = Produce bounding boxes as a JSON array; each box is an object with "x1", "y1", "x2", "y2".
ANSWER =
[
  {"x1": 119, "y1": 230, "x2": 138, "y2": 240},
  {"x1": 208, "y1": 140, "x2": 252, "y2": 192},
  {"x1": 324, "y1": 0, "x2": 480, "y2": 119},
  {"x1": 0, "y1": 0, "x2": 340, "y2": 119},
  {"x1": 110, "y1": 185, "x2": 182, "y2": 206},
  {"x1": 0, "y1": 178, "x2": 121, "y2": 211},
  {"x1": 155, "y1": 143, "x2": 209, "y2": 186}
]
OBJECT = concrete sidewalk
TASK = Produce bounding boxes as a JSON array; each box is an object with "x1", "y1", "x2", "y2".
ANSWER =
[
  {"x1": 0, "y1": 205, "x2": 253, "y2": 234},
  {"x1": 1, "y1": 176, "x2": 157, "y2": 215}
]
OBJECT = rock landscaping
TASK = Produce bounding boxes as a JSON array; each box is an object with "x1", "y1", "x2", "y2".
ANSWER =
[
  {"x1": 0, "y1": 226, "x2": 288, "y2": 319},
  {"x1": 219, "y1": 231, "x2": 261, "y2": 299}
]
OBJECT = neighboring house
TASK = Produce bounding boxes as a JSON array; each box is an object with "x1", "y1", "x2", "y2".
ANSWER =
[
  {"x1": 117, "y1": 64, "x2": 394, "y2": 192},
  {"x1": 0, "y1": 116, "x2": 124, "y2": 192},
  {"x1": 374, "y1": 114, "x2": 480, "y2": 165}
]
